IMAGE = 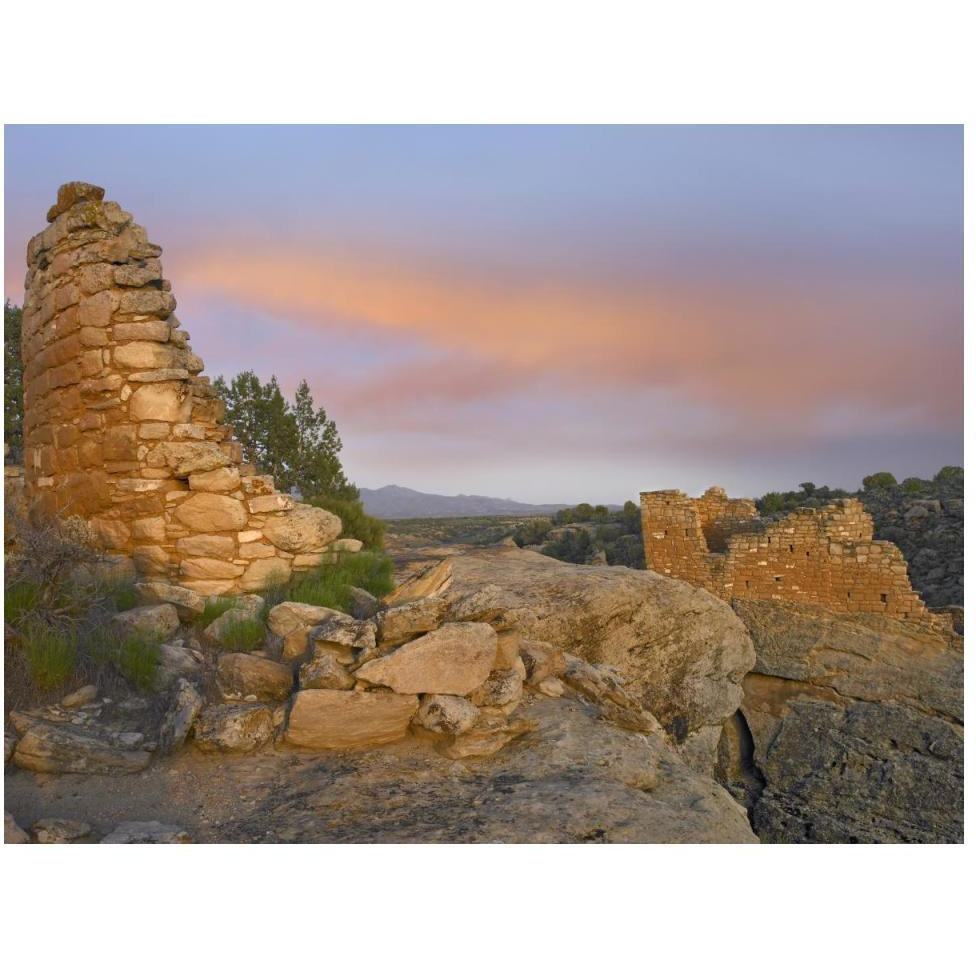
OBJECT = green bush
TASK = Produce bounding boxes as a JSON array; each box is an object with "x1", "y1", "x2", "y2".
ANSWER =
[
  {"x1": 304, "y1": 494, "x2": 387, "y2": 551},
  {"x1": 862, "y1": 472, "x2": 897, "y2": 491},
  {"x1": 757, "y1": 491, "x2": 785, "y2": 516},
  {"x1": 901, "y1": 477, "x2": 927, "y2": 494},
  {"x1": 512, "y1": 518, "x2": 553, "y2": 547},
  {"x1": 934, "y1": 466, "x2": 963, "y2": 484},
  {"x1": 541, "y1": 529, "x2": 595, "y2": 565}
]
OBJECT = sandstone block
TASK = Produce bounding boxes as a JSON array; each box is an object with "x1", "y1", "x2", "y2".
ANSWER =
[
  {"x1": 31, "y1": 818, "x2": 93, "y2": 844},
  {"x1": 176, "y1": 534, "x2": 236, "y2": 559},
  {"x1": 131, "y1": 516, "x2": 166, "y2": 542},
  {"x1": 112, "y1": 603, "x2": 180, "y2": 640},
  {"x1": 188, "y1": 466, "x2": 240, "y2": 492},
  {"x1": 47, "y1": 181, "x2": 105, "y2": 221},
  {"x1": 180, "y1": 557, "x2": 245, "y2": 580},
  {"x1": 284, "y1": 690, "x2": 419, "y2": 750},
  {"x1": 90, "y1": 516, "x2": 130, "y2": 549},
  {"x1": 375, "y1": 595, "x2": 448, "y2": 647},
  {"x1": 469, "y1": 669, "x2": 523, "y2": 708},
  {"x1": 217, "y1": 653, "x2": 292, "y2": 702},
  {"x1": 268, "y1": 602, "x2": 344, "y2": 661},
  {"x1": 13, "y1": 722, "x2": 152, "y2": 775},
  {"x1": 157, "y1": 679, "x2": 204, "y2": 754},
  {"x1": 434, "y1": 716, "x2": 536, "y2": 760},
  {"x1": 128, "y1": 382, "x2": 192, "y2": 423},
  {"x1": 354, "y1": 622, "x2": 497, "y2": 695},
  {"x1": 174, "y1": 493, "x2": 248, "y2": 532},
  {"x1": 145, "y1": 440, "x2": 227, "y2": 477},
  {"x1": 260, "y1": 503, "x2": 342, "y2": 553},
  {"x1": 114, "y1": 320, "x2": 171, "y2": 343},
  {"x1": 193, "y1": 704, "x2": 274, "y2": 754},
  {"x1": 248, "y1": 494, "x2": 294, "y2": 514},
  {"x1": 414, "y1": 694, "x2": 480, "y2": 735},
  {"x1": 239, "y1": 556, "x2": 292, "y2": 592},
  {"x1": 299, "y1": 648, "x2": 356, "y2": 691}
]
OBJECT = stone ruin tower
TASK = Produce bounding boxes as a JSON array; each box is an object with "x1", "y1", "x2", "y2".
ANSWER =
[{"x1": 20, "y1": 181, "x2": 351, "y2": 595}]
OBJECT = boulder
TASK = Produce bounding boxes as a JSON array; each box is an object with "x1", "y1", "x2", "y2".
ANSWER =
[
  {"x1": 374, "y1": 595, "x2": 448, "y2": 647},
  {"x1": 537, "y1": 676, "x2": 565, "y2": 697},
  {"x1": 61, "y1": 684, "x2": 97, "y2": 709},
  {"x1": 348, "y1": 586, "x2": 380, "y2": 620},
  {"x1": 111, "y1": 603, "x2": 180, "y2": 640},
  {"x1": 31, "y1": 819, "x2": 92, "y2": 844},
  {"x1": 299, "y1": 648, "x2": 356, "y2": 691},
  {"x1": 203, "y1": 606, "x2": 264, "y2": 645},
  {"x1": 381, "y1": 559, "x2": 453, "y2": 606},
  {"x1": 435, "y1": 715, "x2": 537, "y2": 759},
  {"x1": 519, "y1": 640, "x2": 565, "y2": 685},
  {"x1": 469, "y1": 669, "x2": 523, "y2": 708},
  {"x1": 12, "y1": 721, "x2": 152, "y2": 774},
  {"x1": 260, "y1": 503, "x2": 342, "y2": 553},
  {"x1": 100, "y1": 821, "x2": 191, "y2": 844},
  {"x1": 133, "y1": 581, "x2": 206, "y2": 621},
  {"x1": 5, "y1": 812, "x2": 30, "y2": 844},
  {"x1": 157, "y1": 679, "x2": 204, "y2": 754},
  {"x1": 443, "y1": 548, "x2": 754, "y2": 748},
  {"x1": 283, "y1": 689, "x2": 419, "y2": 750},
  {"x1": 308, "y1": 614, "x2": 377, "y2": 664},
  {"x1": 193, "y1": 704, "x2": 275, "y2": 754},
  {"x1": 414, "y1": 694, "x2": 480, "y2": 736},
  {"x1": 155, "y1": 643, "x2": 202, "y2": 688},
  {"x1": 267, "y1": 601, "x2": 342, "y2": 662},
  {"x1": 724, "y1": 600, "x2": 964, "y2": 843},
  {"x1": 217, "y1": 653, "x2": 293, "y2": 702},
  {"x1": 355, "y1": 622, "x2": 497, "y2": 695}
]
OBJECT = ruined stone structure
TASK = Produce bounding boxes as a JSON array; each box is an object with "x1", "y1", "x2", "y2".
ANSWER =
[
  {"x1": 20, "y1": 182, "x2": 351, "y2": 595},
  {"x1": 640, "y1": 486, "x2": 932, "y2": 622}
]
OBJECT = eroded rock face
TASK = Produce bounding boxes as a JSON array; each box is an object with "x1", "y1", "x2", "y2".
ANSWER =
[
  {"x1": 440, "y1": 547, "x2": 754, "y2": 749},
  {"x1": 724, "y1": 600, "x2": 963, "y2": 843}
]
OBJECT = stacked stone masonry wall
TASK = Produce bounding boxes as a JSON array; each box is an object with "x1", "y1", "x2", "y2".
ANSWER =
[
  {"x1": 640, "y1": 487, "x2": 932, "y2": 623},
  {"x1": 20, "y1": 182, "x2": 351, "y2": 595}
]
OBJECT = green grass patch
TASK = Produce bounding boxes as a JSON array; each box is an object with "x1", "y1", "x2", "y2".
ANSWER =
[
  {"x1": 4, "y1": 580, "x2": 41, "y2": 623},
  {"x1": 270, "y1": 551, "x2": 395, "y2": 613},
  {"x1": 217, "y1": 615, "x2": 266, "y2": 652},
  {"x1": 115, "y1": 630, "x2": 161, "y2": 692},
  {"x1": 199, "y1": 596, "x2": 238, "y2": 629},
  {"x1": 19, "y1": 620, "x2": 77, "y2": 691}
]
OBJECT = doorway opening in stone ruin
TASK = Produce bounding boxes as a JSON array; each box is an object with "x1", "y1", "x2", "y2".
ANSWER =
[{"x1": 880, "y1": 593, "x2": 888, "y2": 604}]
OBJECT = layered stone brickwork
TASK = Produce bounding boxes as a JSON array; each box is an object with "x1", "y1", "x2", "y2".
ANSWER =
[
  {"x1": 20, "y1": 182, "x2": 351, "y2": 595},
  {"x1": 640, "y1": 487, "x2": 932, "y2": 622}
]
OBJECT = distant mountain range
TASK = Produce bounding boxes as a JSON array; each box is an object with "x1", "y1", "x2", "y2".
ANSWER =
[{"x1": 359, "y1": 484, "x2": 575, "y2": 520}]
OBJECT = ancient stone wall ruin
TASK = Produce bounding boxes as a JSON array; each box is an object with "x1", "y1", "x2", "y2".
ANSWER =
[
  {"x1": 20, "y1": 182, "x2": 352, "y2": 595},
  {"x1": 640, "y1": 486, "x2": 932, "y2": 622}
]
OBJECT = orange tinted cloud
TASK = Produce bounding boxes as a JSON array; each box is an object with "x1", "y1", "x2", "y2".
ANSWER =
[{"x1": 169, "y1": 243, "x2": 961, "y2": 425}]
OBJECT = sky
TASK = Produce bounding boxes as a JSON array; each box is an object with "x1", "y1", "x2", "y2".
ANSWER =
[{"x1": 3, "y1": 125, "x2": 963, "y2": 503}]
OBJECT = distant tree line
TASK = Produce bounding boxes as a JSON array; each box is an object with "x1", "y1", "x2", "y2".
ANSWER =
[{"x1": 755, "y1": 468, "x2": 964, "y2": 517}]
